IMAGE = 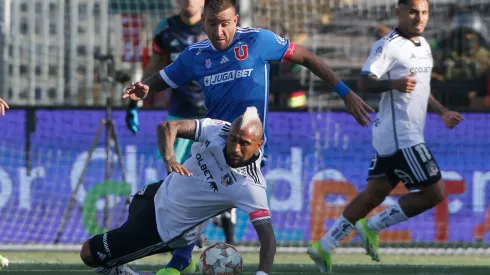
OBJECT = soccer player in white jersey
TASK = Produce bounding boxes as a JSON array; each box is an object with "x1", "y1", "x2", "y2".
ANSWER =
[
  {"x1": 80, "y1": 107, "x2": 276, "y2": 275},
  {"x1": 307, "y1": 0, "x2": 465, "y2": 273},
  {"x1": 0, "y1": 97, "x2": 9, "y2": 116}
]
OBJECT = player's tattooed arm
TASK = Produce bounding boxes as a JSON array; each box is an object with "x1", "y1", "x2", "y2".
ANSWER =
[
  {"x1": 285, "y1": 45, "x2": 342, "y2": 89},
  {"x1": 253, "y1": 218, "x2": 276, "y2": 274},
  {"x1": 286, "y1": 45, "x2": 374, "y2": 126},
  {"x1": 156, "y1": 120, "x2": 196, "y2": 176},
  {"x1": 429, "y1": 94, "x2": 464, "y2": 129},
  {"x1": 142, "y1": 72, "x2": 171, "y2": 98},
  {"x1": 428, "y1": 94, "x2": 448, "y2": 116},
  {"x1": 358, "y1": 74, "x2": 394, "y2": 93}
]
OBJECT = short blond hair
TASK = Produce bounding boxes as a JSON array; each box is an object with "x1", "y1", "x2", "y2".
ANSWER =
[{"x1": 240, "y1": 106, "x2": 261, "y2": 131}]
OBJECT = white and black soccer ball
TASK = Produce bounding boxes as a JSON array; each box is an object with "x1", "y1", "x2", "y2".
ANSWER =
[{"x1": 197, "y1": 243, "x2": 243, "y2": 275}]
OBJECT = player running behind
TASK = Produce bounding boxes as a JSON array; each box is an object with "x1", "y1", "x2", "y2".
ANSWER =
[
  {"x1": 80, "y1": 107, "x2": 276, "y2": 275},
  {"x1": 307, "y1": 0, "x2": 464, "y2": 273}
]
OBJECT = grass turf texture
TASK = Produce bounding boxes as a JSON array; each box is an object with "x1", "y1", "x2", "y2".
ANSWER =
[{"x1": 0, "y1": 251, "x2": 489, "y2": 274}]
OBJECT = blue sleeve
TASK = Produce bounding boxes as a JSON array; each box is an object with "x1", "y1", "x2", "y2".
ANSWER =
[
  {"x1": 256, "y1": 29, "x2": 290, "y2": 62},
  {"x1": 160, "y1": 48, "x2": 195, "y2": 88}
]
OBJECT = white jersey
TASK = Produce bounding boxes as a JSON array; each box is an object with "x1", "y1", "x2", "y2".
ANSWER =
[
  {"x1": 361, "y1": 28, "x2": 433, "y2": 155},
  {"x1": 154, "y1": 118, "x2": 270, "y2": 247}
]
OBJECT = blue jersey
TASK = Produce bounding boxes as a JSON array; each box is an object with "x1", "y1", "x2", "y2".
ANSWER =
[
  {"x1": 160, "y1": 27, "x2": 294, "y2": 160},
  {"x1": 153, "y1": 16, "x2": 207, "y2": 118}
]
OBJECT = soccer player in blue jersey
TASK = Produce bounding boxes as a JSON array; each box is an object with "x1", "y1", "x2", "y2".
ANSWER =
[{"x1": 123, "y1": 0, "x2": 374, "y2": 274}]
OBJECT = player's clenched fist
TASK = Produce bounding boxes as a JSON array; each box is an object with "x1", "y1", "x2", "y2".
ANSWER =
[
  {"x1": 393, "y1": 73, "x2": 417, "y2": 93},
  {"x1": 122, "y1": 82, "x2": 150, "y2": 101},
  {"x1": 441, "y1": 111, "x2": 464, "y2": 129},
  {"x1": 0, "y1": 97, "x2": 9, "y2": 116}
]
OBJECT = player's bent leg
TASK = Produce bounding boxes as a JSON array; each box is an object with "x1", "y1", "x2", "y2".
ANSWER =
[
  {"x1": 162, "y1": 242, "x2": 196, "y2": 274},
  {"x1": 309, "y1": 177, "x2": 395, "y2": 271},
  {"x1": 81, "y1": 181, "x2": 172, "y2": 274},
  {"x1": 343, "y1": 177, "x2": 395, "y2": 223},
  {"x1": 398, "y1": 179, "x2": 445, "y2": 217},
  {"x1": 80, "y1": 240, "x2": 99, "y2": 268}
]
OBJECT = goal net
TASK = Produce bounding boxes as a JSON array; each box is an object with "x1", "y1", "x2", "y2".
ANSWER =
[{"x1": 0, "y1": 0, "x2": 489, "y2": 257}]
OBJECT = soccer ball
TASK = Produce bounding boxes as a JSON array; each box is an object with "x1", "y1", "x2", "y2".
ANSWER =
[{"x1": 197, "y1": 243, "x2": 243, "y2": 275}]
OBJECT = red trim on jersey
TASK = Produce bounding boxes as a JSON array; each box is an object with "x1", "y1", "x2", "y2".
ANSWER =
[
  {"x1": 152, "y1": 41, "x2": 166, "y2": 54},
  {"x1": 249, "y1": 209, "x2": 271, "y2": 222},
  {"x1": 283, "y1": 42, "x2": 297, "y2": 61}
]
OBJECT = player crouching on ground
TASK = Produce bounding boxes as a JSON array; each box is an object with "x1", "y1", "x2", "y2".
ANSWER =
[{"x1": 80, "y1": 106, "x2": 276, "y2": 275}]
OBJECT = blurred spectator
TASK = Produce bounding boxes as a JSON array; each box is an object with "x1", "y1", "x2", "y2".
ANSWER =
[{"x1": 432, "y1": 13, "x2": 490, "y2": 81}]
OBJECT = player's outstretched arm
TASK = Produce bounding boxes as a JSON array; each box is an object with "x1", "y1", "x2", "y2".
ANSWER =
[
  {"x1": 286, "y1": 45, "x2": 374, "y2": 126},
  {"x1": 123, "y1": 73, "x2": 171, "y2": 101},
  {"x1": 253, "y1": 218, "x2": 276, "y2": 275},
  {"x1": 429, "y1": 95, "x2": 464, "y2": 129},
  {"x1": 156, "y1": 120, "x2": 197, "y2": 176},
  {"x1": 0, "y1": 97, "x2": 9, "y2": 116}
]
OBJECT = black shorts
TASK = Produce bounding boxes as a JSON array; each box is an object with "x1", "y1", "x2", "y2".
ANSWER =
[
  {"x1": 88, "y1": 181, "x2": 172, "y2": 267},
  {"x1": 367, "y1": 143, "x2": 442, "y2": 190}
]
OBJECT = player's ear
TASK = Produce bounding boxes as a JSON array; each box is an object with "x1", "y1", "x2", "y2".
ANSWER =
[
  {"x1": 395, "y1": 6, "x2": 401, "y2": 17},
  {"x1": 257, "y1": 139, "x2": 264, "y2": 149},
  {"x1": 234, "y1": 14, "x2": 239, "y2": 24}
]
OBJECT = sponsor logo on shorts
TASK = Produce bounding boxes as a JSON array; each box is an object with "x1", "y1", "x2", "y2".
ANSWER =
[{"x1": 394, "y1": 169, "x2": 414, "y2": 185}]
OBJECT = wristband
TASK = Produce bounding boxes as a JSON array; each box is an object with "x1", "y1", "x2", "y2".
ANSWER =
[
  {"x1": 256, "y1": 271, "x2": 268, "y2": 275},
  {"x1": 334, "y1": 80, "x2": 350, "y2": 98}
]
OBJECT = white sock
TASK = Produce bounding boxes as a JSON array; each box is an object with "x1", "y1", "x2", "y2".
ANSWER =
[
  {"x1": 95, "y1": 264, "x2": 138, "y2": 275},
  {"x1": 367, "y1": 202, "x2": 408, "y2": 233},
  {"x1": 320, "y1": 215, "x2": 354, "y2": 252}
]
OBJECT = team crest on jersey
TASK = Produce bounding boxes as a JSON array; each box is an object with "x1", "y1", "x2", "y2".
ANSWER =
[
  {"x1": 205, "y1": 58, "x2": 212, "y2": 69},
  {"x1": 234, "y1": 44, "x2": 248, "y2": 61},
  {"x1": 221, "y1": 173, "x2": 235, "y2": 188},
  {"x1": 375, "y1": 46, "x2": 383, "y2": 55}
]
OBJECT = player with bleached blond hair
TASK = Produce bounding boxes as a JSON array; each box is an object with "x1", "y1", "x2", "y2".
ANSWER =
[{"x1": 80, "y1": 107, "x2": 275, "y2": 275}]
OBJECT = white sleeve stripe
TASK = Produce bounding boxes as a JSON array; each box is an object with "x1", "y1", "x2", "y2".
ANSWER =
[
  {"x1": 160, "y1": 69, "x2": 178, "y2": 88},
  {"x1": 194, "y1": 119, "x2": 202, "y2": 141}
]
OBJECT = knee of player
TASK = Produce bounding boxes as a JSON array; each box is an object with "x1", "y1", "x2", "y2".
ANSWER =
[
  {"x1": 80, "y1": 241, "x2": 100, "y2": 268},
  {"x1": 431, "y1": 180, "x2": 446, "y2": 205},
  {"x1": 423, "y1": 179, "x2": 445, "y2": 206}
]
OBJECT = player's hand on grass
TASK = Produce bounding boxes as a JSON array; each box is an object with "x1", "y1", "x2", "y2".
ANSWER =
[
  {"x1": 122, "y1": 82, "x2": 149, "y2": 101},
  {"x1": 393, "y1": 73, "x2": 417, "y2": 93},
  {"x1": 441, "y1": 111, "x2": 464, "y2": 129},
  {"x1": 165, "y1": 157, "x2": 192, "y2": 177},
  {"x1": 0, "y1": 97, "x2": 9, "y2": 116},
  {"x1": 343, "y1": 91, "x2": 374, "y2": 127}
]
